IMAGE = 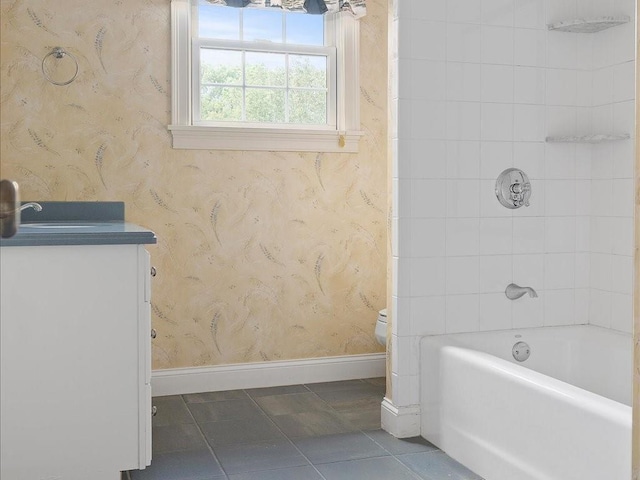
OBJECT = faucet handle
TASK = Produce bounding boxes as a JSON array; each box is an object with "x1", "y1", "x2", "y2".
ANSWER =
[
  {"x1": 510, "y1": 181, "x2": 531, "y2": 207},
  {"x1": 496, "y1": 168, "x2": 532, "y2": 209}
]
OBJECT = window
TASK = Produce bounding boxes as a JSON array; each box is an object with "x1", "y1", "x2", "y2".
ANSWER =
[
  {"x1": 169, "y1": 0, "x2": 362, "y2": 152},
  {"x1": 196, "y1": 4, "x2": 333, "y2": 126}
]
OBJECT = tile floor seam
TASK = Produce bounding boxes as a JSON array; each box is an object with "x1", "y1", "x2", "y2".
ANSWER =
[
  {"x1": 316, "y1": 455, "x2": 427, "y2": 480},
  {"x1": 302, "y1": 379, "x2": 370, "y2": 395},
  {"x1": 382, "y1": 455, "x2": 428, "y2": 480},
  {"x1": 243, "y1": 387, "x2": 330, "y2": 480},
  {"x1": 242, "y1": 384, "x2": 314, "y2": 398},
  {"x1": 244, "y1": 382, "x2": 390, "y2": 472},
  {"x1": 391, "y1": 453, "x2": 438, "y2": 480},
  {"x1": 299, "y1": 383, "x2": 370, "y2": 423},
  {"x1": 362, "y1": 430, "x2": 399, "y2": 456},
  {"x1": 180, "y1": 394, "x2": 229, "y2": 478},
  {"x1": 362, "y1": 431, "x2": 442, "y2": 458},
  {"x1": 306, "y1": 452, "x2": 393, "y2": 466}
]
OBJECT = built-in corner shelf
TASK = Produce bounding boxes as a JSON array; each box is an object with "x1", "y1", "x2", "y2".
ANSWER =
[
  {"x1": 545, "y1": 133, "x2": 630, "y2": 144},
  {"x1": 547, "y1": 15, "x2": 630, "y2": 33}
]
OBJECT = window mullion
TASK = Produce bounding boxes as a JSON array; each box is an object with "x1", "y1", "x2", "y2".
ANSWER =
[
  {"x1": 241, "y1": 50, "x2": 247, "y2": 122},
  {"x1": 192, "y1": 40, "x2": 201, "y2": 123},
  {"x1": 239, "y1": 10, "x2": 245, "y2": 122},
  {"x1": 284, "y1": 54, "x2": 290, "y2": 124}
]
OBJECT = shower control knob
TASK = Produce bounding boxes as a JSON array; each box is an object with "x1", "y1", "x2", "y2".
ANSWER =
[
  {"x1": 151, "y1": 328, "x2": 157, "y2": 339},
  {"x1": 152, "y1": 406, "x2": 157, "y2": 417},
  {"x1": 150, "y1": 266, "x2": 157, "y2": 277},
  {"x1": 495, "y1": 168, "x2": 531, "y2": 209}
]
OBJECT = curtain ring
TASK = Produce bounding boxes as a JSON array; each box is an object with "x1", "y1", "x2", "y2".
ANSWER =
[{"x1": 42, "y1": 47, "x2": 79, "y2": 86}]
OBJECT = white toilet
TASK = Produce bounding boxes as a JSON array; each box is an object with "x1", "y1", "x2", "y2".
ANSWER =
[{"x1": 374, "y1": 308, "x2": 387, "y2": 346}]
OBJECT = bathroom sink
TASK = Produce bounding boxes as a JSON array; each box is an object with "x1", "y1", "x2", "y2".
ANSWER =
[{"x1": 1, "y1": 202, "x2": 156, "y2": 247}]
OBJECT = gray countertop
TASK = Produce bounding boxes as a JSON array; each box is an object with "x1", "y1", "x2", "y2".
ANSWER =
[{"x1": 0, "y1": 201, "x2": 157, "y2": 247}]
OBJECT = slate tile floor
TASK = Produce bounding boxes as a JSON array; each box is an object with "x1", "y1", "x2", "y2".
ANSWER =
[{"x1": 125, "y1": 378, "x2": 483, "y2": 480}]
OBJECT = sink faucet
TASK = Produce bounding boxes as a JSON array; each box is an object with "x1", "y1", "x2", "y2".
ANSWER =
[
  {"x1": 505, "y1": 283, "x2": 538, "y2": 300},
  {"x1": 20, "y1": 202, "x2": 42, "y2": 213},
  {"x1": 0, "y1": 196, "x2": 42, "y2": 238}
]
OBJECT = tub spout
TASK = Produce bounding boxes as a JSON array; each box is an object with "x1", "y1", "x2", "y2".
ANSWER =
[{"x1": 505, "y1": 283, "x2": 538, "y2": 300}]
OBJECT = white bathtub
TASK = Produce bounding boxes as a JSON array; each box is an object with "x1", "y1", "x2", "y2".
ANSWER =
[{"x1": 420, "y1": 325, "x2": 632, "y2": 480}]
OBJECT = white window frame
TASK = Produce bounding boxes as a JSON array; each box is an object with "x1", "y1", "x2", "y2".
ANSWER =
[{"x1": 169, "y1": 0, "x2": 363, "y2": 153}]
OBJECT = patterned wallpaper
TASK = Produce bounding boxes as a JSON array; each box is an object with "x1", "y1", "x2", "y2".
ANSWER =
[{"x1": 0, "y1": 0, "x2": 388, "y2": 369}]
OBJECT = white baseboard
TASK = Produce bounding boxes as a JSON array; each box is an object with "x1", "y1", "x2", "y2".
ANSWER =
[
  {"x1": 380, "y1": 397, "x2": 421, "y2": 438},
  {"x1": 152, "y1": 353, "x2": 386, "y2": 397}
]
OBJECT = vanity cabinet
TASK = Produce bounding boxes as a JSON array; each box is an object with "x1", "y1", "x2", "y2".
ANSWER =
[{"x1": 0, "y1": 243, "x2": 152, "y2": 480}]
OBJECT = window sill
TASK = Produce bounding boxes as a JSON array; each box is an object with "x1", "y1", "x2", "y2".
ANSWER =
[{"x1": 168, "y1": 125, "x2": 363, "y2": 153}]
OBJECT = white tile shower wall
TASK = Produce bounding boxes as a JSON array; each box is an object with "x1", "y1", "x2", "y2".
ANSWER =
[
  {"x1": 587, "y1": 0, "x2": 635, "y2": 333},
  {"x1": 390, "y1": 0, "x2": 635, "y2": 405}
]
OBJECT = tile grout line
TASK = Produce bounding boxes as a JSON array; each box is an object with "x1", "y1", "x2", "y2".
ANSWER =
[
  {"x1": 241, "y1": 387, "x2": 330, "y2": 480},
  {"x1": 230, "y1": 379, "x2": 386, "y2": 476},
  {"x1": 301, "y1": 379, "x2": 381, "y2": 426},
  {"x1": 293, "y1": 382, "x2": 427, "y2": 476},
  {"x1": 264, "y1": 381, "x2": 401, "y2": 474},
  {"x1": 360, "y1": 431, "x2": 440, "y2": 480},
  {"x1": 179, "y1": 393, "x2": 231, "y2": 479}
]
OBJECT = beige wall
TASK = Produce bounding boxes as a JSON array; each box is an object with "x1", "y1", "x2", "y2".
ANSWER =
[{"x1": 0, "y1": 0, "x2": 388, "y2": 370}]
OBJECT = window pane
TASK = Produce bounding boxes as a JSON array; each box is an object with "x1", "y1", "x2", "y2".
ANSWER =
[
  {"x1": 246, "y1": 88, "x2": 285, "y2": 123},
  {"x1": 245, "y1": 52, "x2": 286, "y2": 87},
  {"x1": 198, "y1": 4, "x2": 239, "y2": 40},
  {"x1": 201, "y1": 49, "x2": 242, "y2": 85},
  {"x1": 289, "y1": 90, "x2": 326, "y2": 124},
  {"x1": 285, "y1": 12, "x2": 324, "y2": 45},
  {"x1": 289, "y1": 55, "x2": 327, "y2": 89},
  {"x1": 242, "y1": 9, "x2": 283, "y2": 42},
  {"x1": 200, "y1": 86, "x2": 242, "y2": 121}
]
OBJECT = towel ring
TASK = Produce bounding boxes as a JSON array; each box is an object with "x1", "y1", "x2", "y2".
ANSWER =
[{"x1": 42, "y1": 47, "x2": 78, "y2": 86}]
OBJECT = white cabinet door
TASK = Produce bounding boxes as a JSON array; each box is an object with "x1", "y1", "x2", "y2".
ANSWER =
[{"x1": 0, "y1": 244, "x2": 151, "y2": 480}]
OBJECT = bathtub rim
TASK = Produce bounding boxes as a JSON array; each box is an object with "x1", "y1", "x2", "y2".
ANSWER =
[{"x1": 420, "y1": 323, "x2": 633, "y2": 409}]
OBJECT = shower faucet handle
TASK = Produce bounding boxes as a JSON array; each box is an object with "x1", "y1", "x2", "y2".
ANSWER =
[
  {"x1": 496, "y1": 168, "x2": 531, "y2": 209},
  {"x1": 510, "y1": 181, "x2": 531, "y2": 207}
]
